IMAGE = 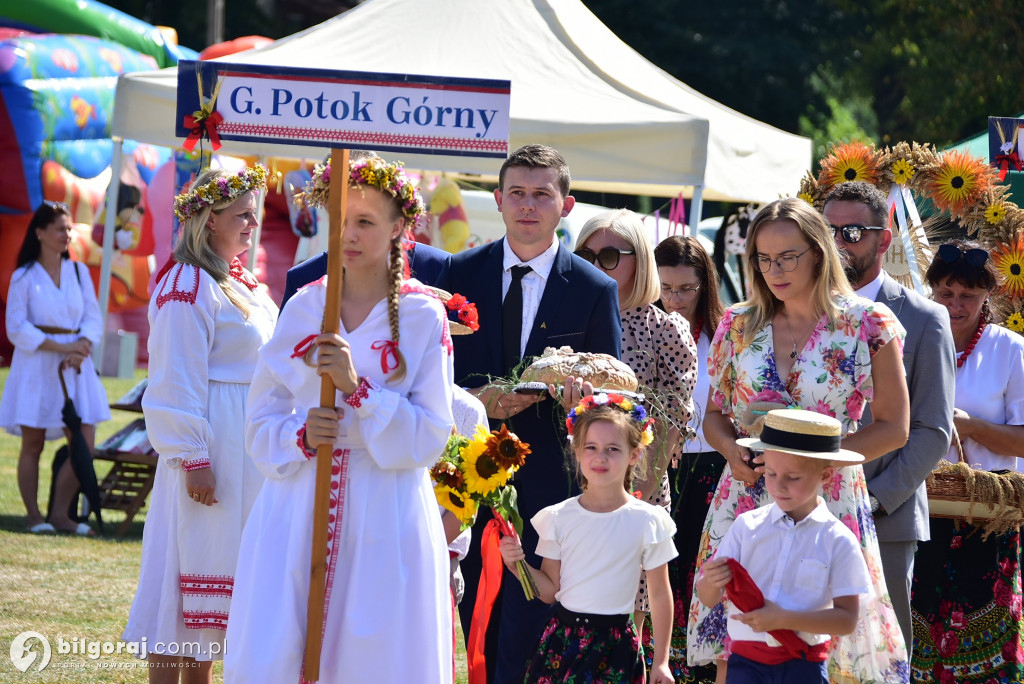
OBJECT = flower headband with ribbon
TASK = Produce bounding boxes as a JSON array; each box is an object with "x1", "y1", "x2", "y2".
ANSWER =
[
  {"x1": 173, "y1": 164, "x2": 268, "y2": 222},
  {"x1": 566, "y1": 393, "x2": 655, "y2": 446},
  {"x1": 297, "y1": 156, "x2": 426, "y2": 222}
]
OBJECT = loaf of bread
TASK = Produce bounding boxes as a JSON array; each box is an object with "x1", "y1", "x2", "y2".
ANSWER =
[{"x1": 520, "y1": 346, "x2": 638, "y2": 392}]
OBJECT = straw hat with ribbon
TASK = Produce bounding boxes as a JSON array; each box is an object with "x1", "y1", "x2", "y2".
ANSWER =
[{"x1": 736, "y1": 409, "x2": 864, "y2": 463}]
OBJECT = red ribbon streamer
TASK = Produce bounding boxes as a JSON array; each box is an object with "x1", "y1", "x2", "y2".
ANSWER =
[
  {"x1": 371, "y1": 340, "x2": 400, "y2": 373},
  {"x1": 182, "y1": 111, "x2": 223, "y2": 152},
  {"x1": 995, "y1": 152, "x2": 1023, "y2": 182},
  {"x1": 291, "y1": 334, "x2": 318, "y2": 359},
  {"x1": 467, "y1": 518, "x2": 505, "y2": 684}
]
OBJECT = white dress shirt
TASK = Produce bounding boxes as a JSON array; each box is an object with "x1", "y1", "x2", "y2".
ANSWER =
[
  {"x1": 502, "y1": 236, "x2": 560, "y2": 359},
  {"x1": 716, "y1": 499, "x2": 871, "y2": 647}
]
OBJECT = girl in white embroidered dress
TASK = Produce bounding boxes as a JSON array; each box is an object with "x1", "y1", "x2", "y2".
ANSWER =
[
  {"x1": 0, "y1": 200, "x2": 110, "y2": 534},
  {"x1": 123, "y1": 166, "x2": 277, "y2": 684},
  {"x1": 224, "y1": 159, "x2": 454, "y2": 683}
]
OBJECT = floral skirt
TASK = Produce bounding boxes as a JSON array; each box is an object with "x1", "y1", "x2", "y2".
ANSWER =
[
  {"x1": 641, "y1": 452, "x2": 724, "y2": 683},
  {"x1": 686, "y1": 463, "x2": 910, "y2": 683},
  {"x1": 524, "y1": 606, "x2": 644, "y2": 683},
  {"x1": 910, "y1": 519, "x2": 1024, "y2": 683}
]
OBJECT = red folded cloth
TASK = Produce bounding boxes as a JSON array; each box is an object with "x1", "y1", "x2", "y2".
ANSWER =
[{"x1": 724, "y1": 557, "x2": 821, "y2": 661}]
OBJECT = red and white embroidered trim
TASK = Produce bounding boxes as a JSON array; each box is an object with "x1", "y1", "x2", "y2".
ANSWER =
[
  {"x1": 441, "y1": 317, "x2": 453, "y2": 355},
  {"x1": 183, "y1": 609, "x2": 229, "y2": 631},
  {"x1": 217, "y1": 122, "x2": 507, "y2": 154},
  {"x1": 155, "y1": 264, "x2": 201, "y2": 309},
  {"x1": 299, "y1": 447, "x2": 350, "y2": 684},
  {"x1": 180, "y1": 574, "x2": 234, "y2": 598},
  {"x1": 229, "y1": 258, "x2": 259, "y2": 291},
  {"x1": 344, "y1": 377, "x2": 371, "y2": 408},
  {"x1": 399, "y1": 281, "x2": 438, "y2": 298},
  {"x1": 182, "y1": 457, "x2": 211, "y2": 472},
  {"x1": 296, "y1": 425, "x2": 317, "y2": 460}
]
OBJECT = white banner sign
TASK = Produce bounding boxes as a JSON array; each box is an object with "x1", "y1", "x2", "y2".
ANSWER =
[{"x1": 176, "y1": 60, "x2": 510, "y2": 157}]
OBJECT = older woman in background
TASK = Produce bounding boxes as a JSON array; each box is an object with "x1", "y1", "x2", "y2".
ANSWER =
[
  {"x1": 653, "y1": 235, "x2": 725, "y2": 682},
  {"x1": 910, "y1": 240, "x2": 1024, "y2": 683},
  {"x1": 574, "y1": 209, "x2": 697, "y2": 632}
]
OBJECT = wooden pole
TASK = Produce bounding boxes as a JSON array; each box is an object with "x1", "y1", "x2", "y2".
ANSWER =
[{"x1": 303, "y1": 147, "x2": 349, "y2": 681}]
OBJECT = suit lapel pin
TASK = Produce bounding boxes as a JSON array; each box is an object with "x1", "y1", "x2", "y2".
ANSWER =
[{"x1": 540, "y1": 322, "x2": 546, "y2": 329}]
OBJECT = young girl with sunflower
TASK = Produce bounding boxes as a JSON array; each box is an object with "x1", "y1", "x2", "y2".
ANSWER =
[
  {"x1": 223, "y1": 157, "x2": 455, "y2": 684},
  {"x1": 498, "y1": 394, "x2": 677, "y2": 684}
]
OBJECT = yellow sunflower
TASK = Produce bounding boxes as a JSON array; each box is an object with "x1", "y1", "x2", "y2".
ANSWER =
[
  {"x1": 435, "y1": 484, "x2": 478, "y2": 526},
  {"x1": 819, "y1": 142, "x2": 879, "y2": 188},
  {"x1": 798, "y1": 192, "x2": 814, "y2": 204},
  {"x1": 1007, "y1": 312, "x2": 1024, "y2": 333},
  {"x1": 485, "y1": 424, "x2": 531, "y2": 471},
  {"x1": 891, "y1": 159, "x2": 915, "y2": 185},
  {"x1": 986, "y1": 203, "x2": 1008, "y2": 225},
  {"x1": 992, "y1": 238, "x2": 1024, "y2": 296},
  {"x1": 926, "y1": 151, "x2": 990, "y2": 216},
  {"x1": 461, "y1": 426, "x2": 511, "y2": 495}
]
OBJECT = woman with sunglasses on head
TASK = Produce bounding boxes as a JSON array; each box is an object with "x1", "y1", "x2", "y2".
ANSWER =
[
  {"x1": 687, "y1": 197, "x2": 911, "y2": 683},
  {"x1": 650, "y1": 235, "x2": 724, "y2": 682},
  {"x1": 0, "y1": 201, "x2": 110, "y2": 535},
  {"x1": 574, "y1": 210, "x2": 698, "y2": 636},
  {"x1": 908, "y1": 240, "x2": 1024, "y2": 683}
]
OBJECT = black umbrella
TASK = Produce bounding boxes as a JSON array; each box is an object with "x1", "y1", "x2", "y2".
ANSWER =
[{"x1": 47, "y1": 364, "x2": 104, "y2": 533}]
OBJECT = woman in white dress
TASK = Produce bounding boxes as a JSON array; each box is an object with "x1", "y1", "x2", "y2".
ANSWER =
[
  {"x1": 122, "y1": 165, "x2": 277, "y2": 684},
  {"x1": 0, "y1": 200, "x2": 110, "y2": 534},
  {"x1": 224, "y1": 157, "x2": 455, "y2": 683}
]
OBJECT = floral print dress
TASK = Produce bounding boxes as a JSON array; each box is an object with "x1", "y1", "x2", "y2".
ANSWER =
[{"x1": 686, "y1": 294, "x2": 911, "y2": 684}]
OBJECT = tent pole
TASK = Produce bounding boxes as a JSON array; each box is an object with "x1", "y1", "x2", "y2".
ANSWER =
[
  {"x1": 689, "y1": 185, "x2": 703, "y2": 236},
  {"x1": 95, "y1": 138, "x2": 124, "y2": 371},
  {"x1": 247, "y1": 156, "x2": 268, "y2": 277}
]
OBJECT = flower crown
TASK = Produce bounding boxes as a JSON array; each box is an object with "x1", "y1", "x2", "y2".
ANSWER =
[
  {"x1": 173, "y1": 164, "x2": 268, "y2": 222},
  {"x1": 566, "y1": 393, "x2": 655, "y2": 447},
  {"x1": 298, "y1": 157, "x2": 426, "y2": 222}
]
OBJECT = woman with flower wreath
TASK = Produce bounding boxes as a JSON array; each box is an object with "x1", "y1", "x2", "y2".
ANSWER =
[
  {"x1": 909, "y1": 240, "x2": 1024, "y2": 683},
  {"x1": 498, "y1": 393, "x2": 677, "y2": 684},
  {"x1": 223, "y1": 157, "x2": 455, "y2": 683},
  {"x1": 123, "y1": 164, "x2": 278, "y2": 682},
  {"x1": 686, "y1": 197, "x2": 912, "y2": 683}
]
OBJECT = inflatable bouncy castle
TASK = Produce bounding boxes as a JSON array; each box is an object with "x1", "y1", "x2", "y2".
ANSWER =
[{"x1": 0, "y1": 32, "x2": 173, "y2": 363}]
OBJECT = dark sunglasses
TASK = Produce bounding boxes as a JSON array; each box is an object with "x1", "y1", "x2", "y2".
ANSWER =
[
  {"x1": 44, "y1": 200, "x2": 70, "y2": 212},
  {"x1": 937, "y1": 243, "x2": 990, "y2": 268},
  {"x1": 830, "y1": 223, "x2": 885, "y2": 244},
  {"x1": 574, "y1": 247, "x2": 635, "y2": 270}
]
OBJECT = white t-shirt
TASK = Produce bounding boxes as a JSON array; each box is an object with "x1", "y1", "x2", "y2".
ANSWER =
[
  {"x1": 946, "y1": 323, "x2": 1024, "y2": 472},
  {"x1": 716, "y1": 500, "x2": 870, "y2": 647},
  {"x1": 685, "y1": 330, "x2": 713, "y2": 453},
  {"x1": 532, "y1": 496, "x2": 677, "y2": 615}
]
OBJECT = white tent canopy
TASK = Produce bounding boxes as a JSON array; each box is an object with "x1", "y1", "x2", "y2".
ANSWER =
[{"x1": 110, "y1": 0, "x2": 810, "y2": 203}]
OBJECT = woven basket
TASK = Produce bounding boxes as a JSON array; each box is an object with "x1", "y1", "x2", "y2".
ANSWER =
[{"x1": 926, "y1": 430, "x2": 1024, "y2": 534}]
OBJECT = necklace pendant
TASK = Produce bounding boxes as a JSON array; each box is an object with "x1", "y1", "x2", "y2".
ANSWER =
[{"x1": 790, "y1": 347, "x2": 798, "y2": 359}]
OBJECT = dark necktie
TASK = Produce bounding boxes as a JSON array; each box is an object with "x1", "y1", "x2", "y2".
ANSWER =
[{"x1": 502, "y1": 265, "x2": 532, "y2": 373}]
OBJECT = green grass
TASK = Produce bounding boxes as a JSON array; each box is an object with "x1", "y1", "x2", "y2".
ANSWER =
[{"x1": 0, "y1": 367, "x2": 469, "y2": 682}]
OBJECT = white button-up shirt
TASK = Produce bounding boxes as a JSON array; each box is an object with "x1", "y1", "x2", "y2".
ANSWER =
[
  {"x1": 715, "y1": 499, "x2": 871, "y2": 647},
  {"x1": 501, "y1": 236, "x2": 559, "y2": 359}
]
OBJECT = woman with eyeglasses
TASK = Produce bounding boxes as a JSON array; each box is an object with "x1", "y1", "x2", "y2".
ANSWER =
[
  {"x1": 0, "y1": 201, "x2": 110, "y2": 535},
  {"x1": 574, "y1": 210, "x2": 698, "y2": 632},
  {"x1": 687, "y1": 198, "x2": 911, "y2": 683},
  {"x1": 908, "y1": 240, "x2": 1024, "y2": 683},
  {"x1": 648, "y1": 235, "x2": 724, "y2": 682}
]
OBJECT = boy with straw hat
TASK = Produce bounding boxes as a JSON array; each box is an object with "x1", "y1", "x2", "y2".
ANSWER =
[{"x1": 696, "y1": 409, "x2": 872, "y2": 684}]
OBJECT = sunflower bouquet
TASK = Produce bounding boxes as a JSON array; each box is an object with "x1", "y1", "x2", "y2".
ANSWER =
[{"x1": 430, "y1": 424, "x2": 539, "y2": 599}]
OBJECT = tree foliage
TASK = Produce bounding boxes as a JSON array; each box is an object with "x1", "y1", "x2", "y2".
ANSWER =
[{"x1": 586, "y1": 0, "x2": 1024, "y2": 150}]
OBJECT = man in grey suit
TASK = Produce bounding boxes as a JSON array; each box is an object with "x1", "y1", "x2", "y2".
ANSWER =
[{"x1": 823, "y1": 180, "x2": 955, "y2": 653}]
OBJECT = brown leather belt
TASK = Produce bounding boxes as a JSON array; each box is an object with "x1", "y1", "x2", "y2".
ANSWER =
[{"x1": 35, "y1": 325, "x2": 80, "y2": 335}]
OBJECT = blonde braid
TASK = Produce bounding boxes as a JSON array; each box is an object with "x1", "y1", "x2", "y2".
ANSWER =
[{"x1": 385, "y1": 237, "x2": 408, "y2": 384}]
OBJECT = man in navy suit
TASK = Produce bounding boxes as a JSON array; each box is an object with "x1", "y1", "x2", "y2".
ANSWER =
[
  {"x1": 279, "y1": 239, "x2": 450, "y2": 307},
  {"x1": 441, "y1": 145, "x2": 621, "y2": 683}
]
